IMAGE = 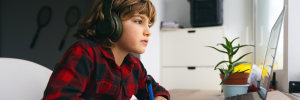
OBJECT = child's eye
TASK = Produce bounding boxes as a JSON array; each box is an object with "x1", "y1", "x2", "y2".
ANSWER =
[
  {"x1": 134, "y1": 20, "x2": 142, "y2": 24},
  {"x1": 148, "y1": 23, "x2": 152, "y2": 27}
]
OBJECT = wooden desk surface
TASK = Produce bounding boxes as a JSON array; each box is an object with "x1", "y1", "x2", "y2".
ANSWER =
[
  {"x1": 131, "y1": 89, "x2": 299, "y2": 100},
  {"x1": 168, "y1": 89, "x2": 300, "y2": 100},
  {"x1": 168, "y1": 89, "x2": 224, "y2": 100}
]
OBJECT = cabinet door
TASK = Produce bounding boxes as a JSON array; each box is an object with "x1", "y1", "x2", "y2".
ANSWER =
[
  {"x1": 160, "y1": 67, "x2": 221, "y2": 90},
  {"x1": 161, "y1": 27, "x2": 224, "y2": 67}
]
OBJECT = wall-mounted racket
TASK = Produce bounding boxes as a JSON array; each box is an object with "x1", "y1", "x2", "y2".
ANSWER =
[
  {"x1": 59, "y1": 6, "x2": 80, "y2": 51},
  {"x1": 30, "y1": 6, "x2": 52, "y2": 49}
]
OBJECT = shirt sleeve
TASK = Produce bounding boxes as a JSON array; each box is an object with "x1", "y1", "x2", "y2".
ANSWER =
[
  {"x1": 134, "y1": 59, "x2": 170, "y2": 100},
  {"x1": 42, "y1": 44, "x2": 94, "y2": 100}
]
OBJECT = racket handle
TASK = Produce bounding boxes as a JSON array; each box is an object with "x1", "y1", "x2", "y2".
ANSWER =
[
  {"x1": 30, "y1": 28, "x2": 41, "y2": 49},
  {"x1": 59, "y1": 40, "x2": 65, "y2": 51},
  {"x1": 30, "y1": 35, "x2": 38, "y2": 48},
  {"x1": 59, "y1": 27, "x2": 70, "y2": 51}
]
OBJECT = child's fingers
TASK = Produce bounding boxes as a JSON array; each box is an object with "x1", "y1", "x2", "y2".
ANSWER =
[{"x1": 154, "y1": 96, "x2": 167, "y2": 100}]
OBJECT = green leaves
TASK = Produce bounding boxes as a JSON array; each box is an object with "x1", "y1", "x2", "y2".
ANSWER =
[
  {"x1": 206, "y1": 46, "x2": 227, "y2": 54},
  {"x1": 217, "y1": 43, "x2": 230, "y2": 53},
  {"x1": 228, "y1": 64, "x2": 234, "y2": 73},
  {"x1": 232, "y1": 45, "x2": 255, "y2": 49},
  {"x1": 218, "y1": 68, "x2": 225, "y2": 74},
  {"x1": 230, "y1": 37, "x2": 239, "y2": 47},
  {"x1": 224, "y1": 37, "x2": 231, "y2": 48},
  {"x1": 220, "y1": 69, "x2": 230, "y2": 85},
  {"x1": 214, "y1": 61, "x2": 229, "y2": 70},
  {"x1": 205, "y1": 37, "x2": 255, "y2": 85},
  {"x1": 233, "y1": 52, "x2": 253, "y2": 63},
  {"x1": 235, "y1": 69, "x2": 250, "y2": 73},
  {"x1": 231, "y1": 44, "x2": 240, "y2": 56},
  {"x1": 233, "y1": 61, "x2": 250, "y2": 68}
]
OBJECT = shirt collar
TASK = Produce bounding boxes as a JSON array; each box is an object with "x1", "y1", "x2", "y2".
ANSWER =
[{"x1": 98, "y1": 45, "x2": 137, "y2": 64}]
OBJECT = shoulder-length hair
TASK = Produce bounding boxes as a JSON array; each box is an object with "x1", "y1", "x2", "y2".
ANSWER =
[{"x1": 73, "y1": 0, "x2": 156, "y2": 48}]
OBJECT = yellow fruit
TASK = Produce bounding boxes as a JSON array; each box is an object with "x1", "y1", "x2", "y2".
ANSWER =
[
  {"x1": 233, "y1": 64, "x2": 251, "y2": 73},
  {"x1": 259, "y1": 64, "x2": 262, "y2": 69},
  {"x1": 259, "y1": 63, "x2": 271, "y2": 80},
  {"x1": 261, "y1": 67, "x2": 269, "y2": 79}
]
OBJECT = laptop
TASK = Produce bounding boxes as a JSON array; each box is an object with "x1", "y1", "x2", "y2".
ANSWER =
[{"x1": 225, "y1": 5, "x2": 287, "y2": 100}]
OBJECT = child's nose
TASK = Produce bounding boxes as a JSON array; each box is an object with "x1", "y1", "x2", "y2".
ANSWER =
[{"x1": 144, "y1": 27, "x2": 151, "y2": 37}]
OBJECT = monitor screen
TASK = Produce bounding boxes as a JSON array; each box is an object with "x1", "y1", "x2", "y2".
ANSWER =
[{"x1": 258, "y1": 5, "x2": 286, "y2": 99}]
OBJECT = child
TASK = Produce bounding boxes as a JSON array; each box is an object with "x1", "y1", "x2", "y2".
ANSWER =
[{"x1": 42, "y1": 0, "x2": 170, "y2": 100}]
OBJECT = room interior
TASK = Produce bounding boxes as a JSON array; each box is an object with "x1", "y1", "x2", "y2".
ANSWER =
[{"x1": 1, "y1": 0, "x2": 300, "y2": 99}]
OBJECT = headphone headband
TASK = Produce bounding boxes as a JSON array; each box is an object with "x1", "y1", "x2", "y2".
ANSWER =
[{"x1": 102, "y1": 0, "x2": 113, "y2": 21}]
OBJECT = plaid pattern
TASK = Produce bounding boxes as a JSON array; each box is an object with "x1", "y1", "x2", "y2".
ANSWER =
[{"x1": 42, "y1": 39, "x2": 170, "y2": 100}]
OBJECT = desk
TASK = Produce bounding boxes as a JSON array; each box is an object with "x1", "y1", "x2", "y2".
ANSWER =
[
  {"x1": 168, "y1": 89, "x2": 300, "y2": 100},
  {"x1": 168, "y1": 89, "x2": 224, "y2": 100}
]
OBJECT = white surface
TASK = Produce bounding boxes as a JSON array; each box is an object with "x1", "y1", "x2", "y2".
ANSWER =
[
  {"x1": 0, "y1": 57, "x2": 52, "y2": 100},
  {"x1": 287, "y1": 0, "x2": 300, "y2": 91},
  {"x1": 255, "y1": 0, "x2": 288, "y2": 93},
  {"x1": 160, "y1": 27, "x2": 224, "y2": 67},
  {"x1": 289, "y1": 93, "x2": 300, "y2": 99},
  {"x1": 161, "y1": 67, "x2": 222, "y2": 90},
  {"x1": 274, "y1": 0, "x2": 300, "y2": 93},
  {"x1": 254, "y1": 0, "x2": 284, "y2": 69},
  {"x1": 223, "y1": 0, "x2": 254, "y2": 64},
  {"x1": 160, "y1": 27, "x2": 224, "y2": 90}
]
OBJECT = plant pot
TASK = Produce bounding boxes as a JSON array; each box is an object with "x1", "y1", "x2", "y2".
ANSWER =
[
  {"x1": 220, "y1": 73, "x2": 249, "y2": 85},
  {"x1": 222, "y1": 84, "x2": 250, "y2": 98}
]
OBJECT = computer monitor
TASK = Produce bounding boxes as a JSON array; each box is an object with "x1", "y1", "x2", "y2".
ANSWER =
[{"x1": 258, "y1": 5, "x2": 286, "y2": 100}]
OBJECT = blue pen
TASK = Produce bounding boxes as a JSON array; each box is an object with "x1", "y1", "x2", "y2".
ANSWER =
[{"x1": 146, "y1": 76, "x2": 154, "y2": 100}]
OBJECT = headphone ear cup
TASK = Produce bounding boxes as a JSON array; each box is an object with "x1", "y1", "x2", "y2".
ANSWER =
[
  {"x1": 96, "y1": 15, "x2": 115, "y2": 36},
  {"x1": 109, "y1": 12, "x2": 123, "y2": 42}
]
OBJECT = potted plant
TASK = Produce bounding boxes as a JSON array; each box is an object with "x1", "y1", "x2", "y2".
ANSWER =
[{"x1": 206, "y1": 37, "x2": 255, "y2": 98}]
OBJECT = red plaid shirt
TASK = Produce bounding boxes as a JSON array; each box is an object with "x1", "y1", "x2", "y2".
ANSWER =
[{"x1": 42, "y1": 39, "x2": 170, "y2": 100}]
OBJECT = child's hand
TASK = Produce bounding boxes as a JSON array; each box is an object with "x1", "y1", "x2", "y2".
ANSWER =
[{"x1": 154, "y1": 96, "x2": 167, "y2": 100}]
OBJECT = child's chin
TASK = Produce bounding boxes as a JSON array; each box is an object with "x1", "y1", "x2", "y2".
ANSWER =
[{"x1": 134, "y1": 50, "x2": 146, "y2": 54}]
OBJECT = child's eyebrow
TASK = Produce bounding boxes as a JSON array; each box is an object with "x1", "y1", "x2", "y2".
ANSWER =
[{"x1": 133, "y1": 15, "x2": 147, "y2": 20}]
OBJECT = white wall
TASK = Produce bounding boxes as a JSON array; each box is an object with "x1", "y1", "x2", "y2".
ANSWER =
[
  {"x1": 140, "y1": 0, "x2": 163, "y2": 83},
  {"x1": 287, "y1": 0, "x2": 300, "y2": 85},
  {"x1": 0, "y1": 0, "x2": 2, "y2": 56},
  {"x1": 162, "y1": 0, "x2": 253, "y2": 66},
  {"x1": 273, "y1": 0, "x2": 300, "y2": 93},
  {"x1": 274, "y1": 1, "x2": 289, "y2": 90},
  {"x1": 254, "y1": 0, "x2": 284, "y2": 69},
  {"x1": 0, "y1": 0, "x2": 94, "y2": 70},
  {"x1": 254, "y1": 0, "x2": 286, "y2": 92},
  {"x1": 223, "y1": 0, "x2": 254, "y2": 64},
  {"x1": 163, "y1": 0, "x2": 191, "y2": 28}
]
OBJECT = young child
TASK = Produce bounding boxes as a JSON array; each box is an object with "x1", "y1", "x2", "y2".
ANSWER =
[{"x1": 42, "y1": 0, "x2": 170, "y2": 100}]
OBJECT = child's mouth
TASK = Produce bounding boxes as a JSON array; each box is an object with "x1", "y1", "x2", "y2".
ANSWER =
[{"x1": 141, "y1": 40, "x2": 148, "y2": 45}]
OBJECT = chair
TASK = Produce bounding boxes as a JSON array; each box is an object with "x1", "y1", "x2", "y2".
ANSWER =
[{"x1": 0, "y1": 57, "x2": 52, "y2": 100}]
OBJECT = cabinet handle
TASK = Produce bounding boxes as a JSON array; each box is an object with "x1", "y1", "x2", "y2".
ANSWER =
[
  {"x1": 187, "y1": 66, "x2": 196, "y2": 70},
  {"x1": 188, "y1": 30, "x2": 196, "y2": 33}
]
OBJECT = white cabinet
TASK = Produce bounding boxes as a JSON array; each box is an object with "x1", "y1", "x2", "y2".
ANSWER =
[
  {"x1": 161, "y1": 26, "x2": 224, "y2": 67},
  {"x1": 160, "y1": 26, "x2": 224, "y2": 90},
  {"x1": 161, "y1": 67, "x2": 222, "y2": 90}
]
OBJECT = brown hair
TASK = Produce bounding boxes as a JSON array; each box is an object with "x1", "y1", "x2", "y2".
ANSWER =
[{"x1": 73, "y1": 0, "x2": 156, "y2": 48}]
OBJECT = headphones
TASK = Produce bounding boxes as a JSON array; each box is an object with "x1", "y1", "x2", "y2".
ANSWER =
[{"x1": 96, "y1": 0, "x2": 122, "y2": 42}]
